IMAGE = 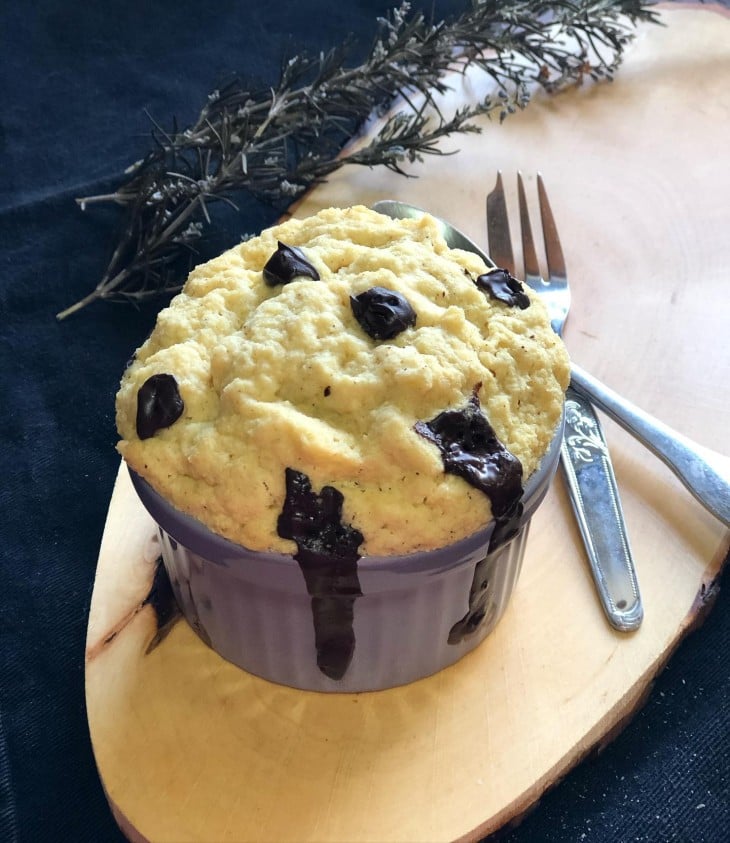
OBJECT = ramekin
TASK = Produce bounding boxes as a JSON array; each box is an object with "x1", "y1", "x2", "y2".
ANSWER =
[{"x1": 130, "y1": 413, "x2": 564, "y2": 692}]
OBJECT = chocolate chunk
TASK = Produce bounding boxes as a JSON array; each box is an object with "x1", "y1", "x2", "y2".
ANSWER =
[
  {"x1": 278, "y1": 468, "x2": 363, "y2": 558},
  {"x1": 263, "y1": 241, "x2": 320, "y2": 286},
  {"x1": 476, "y1": 268, "x2": 530, "y2": 309},
  {"x1": 414, "y1": 392, "x2": 523, "y2": 520},
  {"x1": 136, "y1": 374, "x2": 184, "y2": 440},
  {"x1": 350, "y1": 286, "x2": 417, "y2": 340},
  {"x1": 278, "y1": 468, "x2": 363, "y2": 680}
]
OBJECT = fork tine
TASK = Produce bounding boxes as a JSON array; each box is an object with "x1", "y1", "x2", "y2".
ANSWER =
[
  {"x1": 486, "y1": 172, "x2": 516, "y2": 275},
  {"x1": 517, "y1": 172, "x2": 541, "y2": 284},
  {"x1": 489, "y1": 174, "x2": 644, "y2": 630},
  {"x1": 537, "y1": 173, "x2": 567, "y2": 283}
]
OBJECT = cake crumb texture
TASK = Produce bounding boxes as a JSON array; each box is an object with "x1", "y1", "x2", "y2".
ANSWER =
[{"x1": 116, "y1": 205, "x2": 570, "y2": 555}]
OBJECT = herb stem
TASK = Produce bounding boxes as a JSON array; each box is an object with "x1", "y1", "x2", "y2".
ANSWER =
[{"x1": 59, "y1": 0, "x2": 659, "y2": 320}]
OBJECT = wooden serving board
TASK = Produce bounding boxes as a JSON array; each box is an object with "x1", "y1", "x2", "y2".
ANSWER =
[{"x1": 86, "y1": 7, "x2": 730, "y2": 842}]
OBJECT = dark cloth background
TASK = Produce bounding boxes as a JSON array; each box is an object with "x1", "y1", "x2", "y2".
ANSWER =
[{"x1": 1, "y1": 2, "x2": 727, "y2": 841}]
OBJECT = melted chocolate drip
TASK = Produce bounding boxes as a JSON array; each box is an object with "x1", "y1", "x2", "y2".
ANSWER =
[
  {"x1": 476, "y1": 268, "x2": 530, "y2": 309},
  {"x1": 143, "y1": 553, "x2": 213, "y2": 653},
  {"x1": 263, "y1": 241, "x2": 320, "y2": 286},
  {"x1": 350, "y1": 286, "x2": 417, "y2": 340},
  {"x1": 447, "y1": 554, "x2": 494, "y2": 645},
  {"x1": 182, "y1": 577, "x2": 212, "y2": 648},
  {"x1": 277, "y1": 468, "x2": 363, "y2": 680},
  {"x1": 143, "y1": 556, "x2": 182, "y2": 652},
  {"x1": 136, "y1": 373, "x2": 184, "y2": 440},
  {"x1": 416, "y1": 393, "x2": 529, "y2": 645},
  {"x1": 414, "y1": 392, "x2": 523, "y2": 519}
]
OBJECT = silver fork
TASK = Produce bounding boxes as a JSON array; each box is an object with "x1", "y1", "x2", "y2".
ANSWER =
[{"x1": 487, "y1": 173, "x2": 644, "y2": 632}]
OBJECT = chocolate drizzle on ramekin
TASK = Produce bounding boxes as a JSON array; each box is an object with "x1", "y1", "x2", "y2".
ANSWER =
[
  {"x1": 415, "y1": 387, "x2": 527, "y2": 644},
  {"x1": 263, "y1": 241, "x2": 320, "y2": 286},
  {"x1": 136, "y1": 373, "x2": 184, "y2": 440},
  {"x1": 447, "y1": 554, "x2": 495, "y2": 645},
  {"x1": 142, "y1": 554, "x2": 213, "y2": 653},
  {"x1": 277, "y1": 468, "x2": 364, "y2": 680},
  {"x1": 476, "y1": 268, "x2": 530, "y2": 309},
  {"x1": 143, "y1": 556, "x2": 182, "y2": 653}
]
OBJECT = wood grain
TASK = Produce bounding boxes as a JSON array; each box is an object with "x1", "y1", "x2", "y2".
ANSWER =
[{"x1": 86, "y1": 7, "x2": 730, "y2": 842}]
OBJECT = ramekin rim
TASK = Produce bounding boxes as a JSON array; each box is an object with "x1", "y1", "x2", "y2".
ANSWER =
[{"x1": 130, "y1": 406, "x2": 565, "y2": 573}]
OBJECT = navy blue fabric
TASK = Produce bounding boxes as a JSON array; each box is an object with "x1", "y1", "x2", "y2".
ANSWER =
[{"x1": 0, "y1": 2, "x2": 727, "y2": 841}]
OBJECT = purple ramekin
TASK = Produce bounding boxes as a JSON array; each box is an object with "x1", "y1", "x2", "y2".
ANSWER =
[{"x1": 130, "y1": 412, "x2": 564, "y2": 692}]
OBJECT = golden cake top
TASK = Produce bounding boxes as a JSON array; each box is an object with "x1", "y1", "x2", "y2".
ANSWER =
[{"x1": 116, "y1": 205, "x2": 570, "y2": 555}]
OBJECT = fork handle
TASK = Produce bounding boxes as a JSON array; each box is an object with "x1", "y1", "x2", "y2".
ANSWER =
[
  {"x1": 570, "y1": 364, "x2": 730, "y2": 528},
  {"x1": 561, "y1": 387, "x2": 643, "y2": 631}
]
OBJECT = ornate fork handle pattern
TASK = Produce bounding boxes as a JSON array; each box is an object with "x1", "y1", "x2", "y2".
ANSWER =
[
  {"x1": 564, "y1": 397, "x2": 609, "y2": 462},
  {"x1": 561, "y1": 386, "x2": 643, "y2": 630}
]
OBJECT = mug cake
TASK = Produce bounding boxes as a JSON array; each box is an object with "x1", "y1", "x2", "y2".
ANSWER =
[{"x1": 116, "y1": 205, "x2": 570, "y2": 691}]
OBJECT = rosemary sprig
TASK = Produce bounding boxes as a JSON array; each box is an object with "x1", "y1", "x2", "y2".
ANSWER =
[{"x1": 58, "y1": 0, "x2": 659, "y2": 319}]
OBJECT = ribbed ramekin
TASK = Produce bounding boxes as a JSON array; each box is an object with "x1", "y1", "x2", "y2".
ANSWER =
[{"x1": 130, "y1": 413, "x2": 563, "y2": 692}]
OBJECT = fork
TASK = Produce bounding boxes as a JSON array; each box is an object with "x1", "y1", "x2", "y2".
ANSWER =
[{"x1": 487, "y1": 173, "x2": 644, "y2": 631}]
